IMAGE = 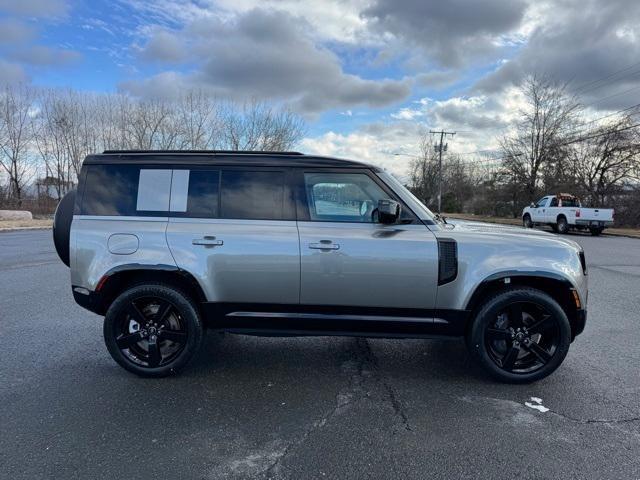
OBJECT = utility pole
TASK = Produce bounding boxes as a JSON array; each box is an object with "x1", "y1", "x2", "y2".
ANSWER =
[{"x1": 430, "y1": 130, "x2": 456, "y2": 213}]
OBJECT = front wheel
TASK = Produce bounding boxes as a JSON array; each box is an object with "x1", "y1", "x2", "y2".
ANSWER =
[
  {"x1": 522, "y1": 214, "x2": 533, "y2": 228},
  {"x1": 104, "y1": 284, "x2": 203, "y2": 377},
  {"x1": 466, "y1": 288, "x2": 571, "y2": 383}
]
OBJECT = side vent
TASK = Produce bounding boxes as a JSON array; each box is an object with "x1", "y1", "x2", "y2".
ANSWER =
[{"x1": 438, "y1": 238, "x2": 458, "y2": 286}]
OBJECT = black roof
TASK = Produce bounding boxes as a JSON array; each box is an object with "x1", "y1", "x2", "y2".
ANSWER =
[{"x1": 83, "y1": 150, "x2": 377, "y2": 170}]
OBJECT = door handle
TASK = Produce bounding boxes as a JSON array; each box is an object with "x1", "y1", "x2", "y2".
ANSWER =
[
  {"x1": 309, "y1": 241, "x2": 340, "y2": 250},
  {"x1": 192, "y1": 236, "x2": 224, "y2": 247}
]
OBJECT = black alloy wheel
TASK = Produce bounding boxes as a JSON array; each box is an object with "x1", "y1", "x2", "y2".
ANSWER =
[
  {"x1": 467, "y1": 288, "x2": 571, "y2": 383},
  {"x1": 485, "y1": 301, "x2": 559, "y2": 374},
  {"x1": 104, "y1": 284, "x2": 203, "y2": 377}
]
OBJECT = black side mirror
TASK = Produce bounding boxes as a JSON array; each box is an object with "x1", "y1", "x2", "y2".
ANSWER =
[
  {"x1": 377, "y1": 199, "x2": 400, "y2": 224},
  {"x1": 530, "y1": 202, "x2": 535, "y2": 208}
]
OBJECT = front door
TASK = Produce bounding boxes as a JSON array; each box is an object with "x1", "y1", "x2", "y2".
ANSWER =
[{"x1": 296, "y1": 170, "x2": 438, "y2": 313}]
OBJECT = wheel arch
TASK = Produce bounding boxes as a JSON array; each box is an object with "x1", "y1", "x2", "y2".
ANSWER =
[
  {"x1": 92, "y1": 264, "x2": 207, "y2": 316},
  {"x1": 465, "y1": 271, "x2": 583, "y2": 340}
]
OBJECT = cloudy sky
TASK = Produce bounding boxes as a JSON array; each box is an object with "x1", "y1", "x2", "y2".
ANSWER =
[{"x1": 1, "y1": 0, "x2": 639, "y2": 175}]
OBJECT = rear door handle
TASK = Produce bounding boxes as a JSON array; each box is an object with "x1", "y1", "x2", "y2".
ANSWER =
[
  {"x1": 309, "y1": 241, "x2": 340, "y2": 250},
  {"x1": 192, "y1": 236, "x2": 223, "y2": 247}
]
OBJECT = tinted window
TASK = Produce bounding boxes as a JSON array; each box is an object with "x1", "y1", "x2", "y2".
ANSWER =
[
  {"x1": 82, "y1": 165, "x2": 172, "y2": 216},
  {"x1": 186, "y1": 170, "x2": 220, "y2": 218},
  {"x1": 220, "y1": 170, "x2": 285, "y2": 220},
  {"x1": 303, "y1": 172, "x2": 389, "y2": 223},
  {"x1": 549, "y1": 197, "x2": 559, "y2": 207},
  {"x1": 82, "y1": 165, "x2": 139, "y2": 215}
]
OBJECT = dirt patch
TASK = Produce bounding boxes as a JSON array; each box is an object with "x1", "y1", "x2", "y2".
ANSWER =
[{"x1": 0, "y1": 219, "x2": 53, "y2": 231}]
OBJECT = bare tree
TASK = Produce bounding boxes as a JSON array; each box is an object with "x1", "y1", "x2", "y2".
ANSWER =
[
  {"x1": 220, "y1": 100, "x2": 305, "y2": 151},
  {"x1": 500, "y1": 75, "x2": 582, "y2": 202},
  {"x1": 0, "y1": 84, "x2": 36, "y2": 206},
  {"x1": 569, "y1": 115, "x2": 640, "y2": 205},
  {"x1": 177, "y1": 90, "x2": 221, "y2": 150}
]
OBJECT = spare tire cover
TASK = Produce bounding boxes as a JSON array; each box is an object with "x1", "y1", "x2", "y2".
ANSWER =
[{"x1": 53, "y1": 189, "x2": 76, "y2": 267}]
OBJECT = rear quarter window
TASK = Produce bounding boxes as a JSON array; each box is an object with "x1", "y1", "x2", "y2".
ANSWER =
[{"x1": 81, "y1": 165, "x2": 171, "y2": 216}]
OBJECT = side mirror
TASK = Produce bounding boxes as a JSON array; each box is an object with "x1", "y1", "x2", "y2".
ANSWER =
[
  {"x1": 377, "y1": 199, "x2": 400, "y2": 224},
  {"x1": 530, "y1": 202, "x2": 535, "y2": 208}
]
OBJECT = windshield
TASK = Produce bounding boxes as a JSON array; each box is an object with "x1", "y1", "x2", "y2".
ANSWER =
[{"x1": 376, "y1": 171, "x2": 438, "y2": 224}]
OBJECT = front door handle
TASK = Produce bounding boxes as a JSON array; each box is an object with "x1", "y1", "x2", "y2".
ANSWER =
[
  {"x1": 309, "y1": 240, "x2": 340, "y2": 250},
  {"x1": 192, "y1": 236, "x2": 224, "y2": 247}
]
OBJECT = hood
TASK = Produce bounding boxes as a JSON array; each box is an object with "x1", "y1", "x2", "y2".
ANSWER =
[{"x1": 441, "y1": 219, "x2": 582, "y2": 251}]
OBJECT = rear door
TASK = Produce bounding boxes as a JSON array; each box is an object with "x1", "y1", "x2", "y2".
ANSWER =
[
  {"x1": 295, "y1": 169, "x2": 438, "y2": 312},
  {"x1": 166, "y1": 167, "x2": 299, "y2": 305}
]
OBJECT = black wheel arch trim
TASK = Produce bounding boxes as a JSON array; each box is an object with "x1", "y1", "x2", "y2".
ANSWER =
[
  {"x1": 74, "y1": 263, "x2": 206, "y2": 315},
  {"x1": 465, "y1": 270, "x2": 585, "y2": 339}
]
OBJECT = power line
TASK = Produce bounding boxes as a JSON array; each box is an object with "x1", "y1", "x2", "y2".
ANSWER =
[{"x1": 573, "y1": 60, "x2": 640, "y2": 95}]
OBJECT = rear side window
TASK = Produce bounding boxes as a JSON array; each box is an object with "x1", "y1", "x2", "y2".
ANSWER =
[
  {"x1": 186, "y1": 170, "x2": 220, "y2": 218},
  {"x1": 220, "y1": 170, "x2": 285, "y2": 220},
  {"x1": 81, "y1": 165, "x2": 171, "y2": 216}
]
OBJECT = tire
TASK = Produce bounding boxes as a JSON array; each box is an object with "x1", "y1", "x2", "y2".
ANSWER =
[
  {"x1": 551, "y1": 224, "x2": 559, "y2": 233},
  {"x1": 522, "y1": 214, "x2": 533, "y2": 228},
  {"x1": 466, "y1": 288, "x2": 571, "y2": 383},
  {"x1": 103, "y1": 283, "x2": 203, "y2": 377},
  {"x1": 52, "y1": 189, "x2": 76, "y2": 267},
  {"x1": 556, "y1": 216, "x2": 569, "y2": 234},
  {"x1": 589, "y1": 227, "x2": 603, "y2": 236}
]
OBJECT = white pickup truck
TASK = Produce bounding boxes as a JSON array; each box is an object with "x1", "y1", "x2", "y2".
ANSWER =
[{"x1": 522, "y1": 193, "x2": 614, "y2": 236}]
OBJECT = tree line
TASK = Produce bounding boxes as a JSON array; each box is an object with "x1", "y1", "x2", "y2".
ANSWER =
[
  {"x1": 1, "y1": 77, "x2": 639, "y2": 225},
  {"x1": 409, "y1": 76, "x2": 640, "y2": 226},
  {"x1": 0, "y1": 85, "x2": 304, "y2": 211}
]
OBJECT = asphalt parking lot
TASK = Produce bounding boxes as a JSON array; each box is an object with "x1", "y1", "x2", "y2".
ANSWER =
[{"x1": 1, "y1": 229, "x2": 639, "y2": 479}]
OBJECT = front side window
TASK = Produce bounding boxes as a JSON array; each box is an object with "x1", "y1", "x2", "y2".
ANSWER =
[
  {"x1": 535, "y1": 197, "x2": 547, "y2": 208},
  {"x1": 303, "y1": 172, "x2": 390, "y2": 223}
]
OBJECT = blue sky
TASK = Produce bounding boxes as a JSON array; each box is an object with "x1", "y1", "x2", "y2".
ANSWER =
[{"x1": 1, "y1": 0, "x2": 639, "y2": 175}]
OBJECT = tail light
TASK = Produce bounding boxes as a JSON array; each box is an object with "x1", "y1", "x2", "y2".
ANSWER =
[{"x1": 575, "y1": 209, "x2": 580, "y2": 218}]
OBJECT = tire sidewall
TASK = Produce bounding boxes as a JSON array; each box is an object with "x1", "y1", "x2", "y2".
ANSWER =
[
  {"x1": 104, "y1": 284, "x2": 203, "y2": 377},
  {"x1": 467, "y1": 288, "x2": 571, "y2": 383},
  {"x1": 523, "y1": 214, "x2": 532, "y2": 228},
  {"x1": 557, "y1": 216, "x2": 568, "y2": 234}
]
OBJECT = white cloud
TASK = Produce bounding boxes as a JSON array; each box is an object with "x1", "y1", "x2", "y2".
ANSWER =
[{"x1": 300, "y1": 121, "x2": 426, "y2": 177}]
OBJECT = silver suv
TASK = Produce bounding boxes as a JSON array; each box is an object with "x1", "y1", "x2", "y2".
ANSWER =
[{"x1": 53, "y1": 150, "x2": 587, "y2": 383}]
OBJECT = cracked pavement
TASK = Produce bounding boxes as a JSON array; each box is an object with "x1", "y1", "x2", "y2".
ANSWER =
[{"x1": 1, "y1": 230, "x2": 639, "y2": 479}]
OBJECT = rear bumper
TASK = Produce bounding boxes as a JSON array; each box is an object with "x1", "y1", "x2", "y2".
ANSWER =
[
  {"x1": 72, "y1": 286, "x2": 104, "y2": 315},
  {"x1": 575, "y1": 220, "x2": 613, "y2": 228}
]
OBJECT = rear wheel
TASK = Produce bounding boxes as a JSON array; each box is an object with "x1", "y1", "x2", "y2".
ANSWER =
[
  {"x1": 104, "y1": 284, "x2": 203, "y2": 377},
  {"x1": 556, "y1": 216, "x2": 569, "y2": 234},
  {"x1": 522, "y1": 214, "x2": 533, "y2": 228},
  {"x1": 466, "y1": 288, "x2": 571, "y2": 383}
]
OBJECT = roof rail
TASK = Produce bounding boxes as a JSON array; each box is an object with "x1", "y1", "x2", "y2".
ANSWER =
[{"x1": 102, "y1": 150, "x2": 304, "y2": 156}]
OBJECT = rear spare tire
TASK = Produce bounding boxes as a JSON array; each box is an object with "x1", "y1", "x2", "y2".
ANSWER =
[{"x1": 53, "y1": 189, "x2": 76, "y2": 267}]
